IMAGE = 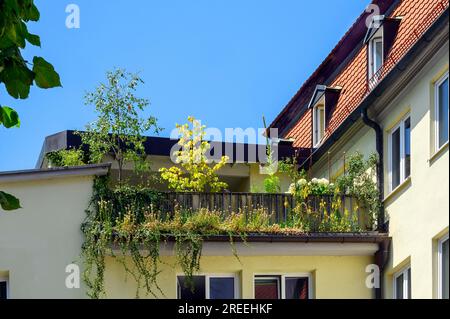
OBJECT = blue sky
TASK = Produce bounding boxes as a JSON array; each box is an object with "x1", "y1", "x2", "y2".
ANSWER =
[{"x1": 0, "y1": 0, "x2": 369, "y2": 171}]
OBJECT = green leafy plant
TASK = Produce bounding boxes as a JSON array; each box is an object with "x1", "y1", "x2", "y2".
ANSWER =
[
  {"x1": 279, "y1": 156, "x2": 306, "y2": 184},
  {"x1": 46, "y1": 149, "x2": 85, "y2": 167},
  {"x1": 0, "y1": 0, "x2": 61, "y2": 211},
  {"x1": 335, "y1": 152, "x2": 380, "y2": 228},
  {"x1": 78, "y1": 68, "x2": 161, "y2": 184},
  {"x1": 159, "y1": 116, "x2": 229, "y2": 192},
  {"x1": 263, "y1": 175, "x2": 281, "y2": 193},
  {"x1": 260, "y1": 116, "x2": 281, "y2": 193}
]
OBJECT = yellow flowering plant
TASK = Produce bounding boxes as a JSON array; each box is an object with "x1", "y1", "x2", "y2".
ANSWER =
[{"x1": 160, "y1": 116, "x2": 229, "y2": 192}]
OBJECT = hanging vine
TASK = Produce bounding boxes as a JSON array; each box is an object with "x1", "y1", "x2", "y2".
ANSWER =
[{"x1": 81, "y1": 152, "x2": 381, "y2": 298}]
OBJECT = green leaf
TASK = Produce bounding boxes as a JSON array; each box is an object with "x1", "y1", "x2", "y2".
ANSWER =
[
  {"x1": 0, "y1": 106, "x2": 20, "y2": 128},
  {"x1": 0, "y1": 191, "x2": 21, "y2": 211},
  {"x1": 5, "y1": 0, "x2": 20, "y2": 14},
  {"x1": 32, "y1": 56, "x2": 61, "y2": 88},
  {"x1": 0, "y1": 60, "x2": 34, "y2": 99},
  {"x1": 26, "y1": 32, "x2": 40, "y2": 46},
  {"x1": 6, "y1": 21, "x2": 28, "y2": 48},
  {"x1": 24, "y1": 4, "x2": 40, "y2": 21}
]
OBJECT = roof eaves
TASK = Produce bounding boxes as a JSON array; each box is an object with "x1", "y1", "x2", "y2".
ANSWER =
[{"x1": 0, "y1": 163, "x2": 111, "y2": 184}]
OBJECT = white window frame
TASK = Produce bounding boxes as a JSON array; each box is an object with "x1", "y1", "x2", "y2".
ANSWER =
[
  {"x1": 253, "y1": 273, "x2": 312, "y2": 299},
  {"x1": 435, "y1": 72, "x2": 449, "y2": 152},
  {"x1": 393, "y1": 266, "x2": 411, "y2": 299},
  {"x1": 0, "y1": 277, "x2": 9, "y2": 299},
  {"x1": 438, "y1": 234, "x2": 449, "y2": 299},
  {"x1": 388, "y1": 114, "x2": 411, "y2": 193},
  {"x1": 368, "y1": 26, "x2": 384, "y2": 79},
  {"x1": 312, "y1": 96, "x2": 326, "y2": 148},
  {"x1": 369, "y1": 37, "x2": 383, "y2": 78},
  {"x1": 176, "y1": 273, "x2": 239, "y2": 299}
]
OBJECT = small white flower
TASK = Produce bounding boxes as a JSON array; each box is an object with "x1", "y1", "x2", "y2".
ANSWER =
[
  {"x1": 311, "y1": 178, "x2": 319, "y2": 184},
  {"x1": 288, "y1": 183, "x2": 296, "y2": 194},
  {"x1": 297, "y1": 178, "x2": 307, "y2": 187}
]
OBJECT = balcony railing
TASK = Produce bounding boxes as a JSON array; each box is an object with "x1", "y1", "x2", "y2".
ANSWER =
[{"x1": 137, "y1": 192, "x2": 375, "y2": 232}]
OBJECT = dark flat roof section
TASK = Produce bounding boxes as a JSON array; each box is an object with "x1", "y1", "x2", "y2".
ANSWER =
[{"x1": 36, "y1": 130, "x2": 309, "y2": 168}]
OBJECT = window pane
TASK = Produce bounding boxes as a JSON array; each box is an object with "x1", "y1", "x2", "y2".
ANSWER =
[
  {"x1": 0, "y1": 282, "x2": 6, "y2": 300},
  {"x1": 314, "y1": 105, "x2": 325, "y2": 145},
  {"x1": 319, "y1": 107, "x2": 325, "y2": 140},
  {"x1": 438, "y1": 77, "x2": 449, "y2": 148},
  {"x1": 178, "y1": 276, "x2": 206, "y2": 300},
  {"x1": 391, "y1": 127, "x2": 401, "y2": 189},
  {"x1": 255, "y1": 278, "x2": 280, "y2": 299},
  {"x1": 404, "y1": 118, "x2": 411, "y2": 179},
  {"x1": 285, "y1": 277, "x2": 309, "y2": 299},
  {"x1": 407, "y1": 268, "x2": 411, "y2": 299},
  {"x1": 442, "y1": 238, "x2": 449, "y2": 299},
  {"x1": 395, "y1": 273, "x2": 404, "y2": 299},
  {"x1": 209, "y1": 277, "x2": 235, "y2": 299},
  {"x1": 374, "y1": 39, "x2": 383, "y2": 73}
]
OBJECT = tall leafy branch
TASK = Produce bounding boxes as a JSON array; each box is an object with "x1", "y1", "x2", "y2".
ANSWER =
[
  {"x1": 0, "y1": 0, "x2": 61, "y2": 211},
  {"x1": 78, "y1": 69, "x2": 161, "y2": 184}
]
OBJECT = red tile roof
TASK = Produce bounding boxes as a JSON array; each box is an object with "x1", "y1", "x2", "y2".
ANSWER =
[{"x1": 271, "y1": 0, "x2": 449, "y2": 149}]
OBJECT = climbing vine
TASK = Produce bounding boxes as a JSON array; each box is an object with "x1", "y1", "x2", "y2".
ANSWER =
[{"x1": 81, "y1": 151, "x2": 380, "y2": 298}]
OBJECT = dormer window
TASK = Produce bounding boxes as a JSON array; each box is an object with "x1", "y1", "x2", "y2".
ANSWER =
[
  {"x1": 309, "y1": 85, "x2": 341, "y2": 148},
  {"x1": 364, "y1": 15, "x2": 402, "y2": 82},
  {"x1": 369, "y1": 34, "x2": 383, "y2": 78},
  {"x1": 313, "y1": 97, "x2": 325, "y2": 147}
]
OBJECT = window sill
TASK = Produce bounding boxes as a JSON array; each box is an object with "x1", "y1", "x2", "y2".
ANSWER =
[
  {"x1": 384, "y1": 177, "x2": 412, "y2": 203},
  {"x1": 429, "y1": 142, "x2": 449, "y2": 165}
]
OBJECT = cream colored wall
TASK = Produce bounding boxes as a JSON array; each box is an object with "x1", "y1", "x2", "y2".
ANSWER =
[
  {"x1": 0, "y1": 176, "x2": 93, "y2": 298},
  {"x1": 104, "y1": 254, "x2": 374, "y2": 299},
  {"x1": 306, "y1": 42, "x2": 449, "y2": 300},
  {"x1": 310, "y1": 124, "x2": 376, "y2": 181},
  {"x1": 379, "y1": 44, "x2": 449, "y2": 299}
]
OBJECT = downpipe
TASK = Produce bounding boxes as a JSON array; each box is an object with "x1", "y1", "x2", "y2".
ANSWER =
[{"x1": 361, "y1": 108, "x2": 389, "y2": 299}]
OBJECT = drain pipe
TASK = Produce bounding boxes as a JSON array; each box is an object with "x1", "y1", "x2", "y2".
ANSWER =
[
  {"x1": 361, "y1": 108, "x2": 385, "y2": 231},
  {"x1": 361, "y1": 107, "x2": 388, "y2": 299}
]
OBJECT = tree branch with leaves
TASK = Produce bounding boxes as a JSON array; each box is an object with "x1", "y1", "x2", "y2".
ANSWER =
[
  {"x1": 1, "y1": 0, "x2": 61, "y2": 211},
  {"x1": 78, "y1": 68, "x2": 161, "y2": 184}
]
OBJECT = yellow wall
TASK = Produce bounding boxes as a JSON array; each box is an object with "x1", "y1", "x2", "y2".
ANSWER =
[
  {"x1": 307, "y1": 42, "x2": 449, "y2": 299},
  {"x1": 0, "y1": 173, "x2": 376, "y2": 299},
  {"x1": 379, "y1": 44, "x2": 449, "y2": 299},
  {"x1": 0, "y1": 176, "x2": 93, "y2": 298},
  {"x1": 104, "y1": 254, "x2": 374, "y2": 299}
]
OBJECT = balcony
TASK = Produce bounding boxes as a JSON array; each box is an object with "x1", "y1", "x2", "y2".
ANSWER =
[{"x1": 102, "y1": 190, "x2": 376, "y2": 234}]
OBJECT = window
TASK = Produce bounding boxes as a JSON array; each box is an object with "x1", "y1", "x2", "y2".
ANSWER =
[
  {"x1": 313, "y1": 100, "x2": 325, "y2": 147},
  {"x1": 0, "y1": 279, "x2": 8, "y2": 300},
  {"x1": 254, "y1": 277, "x2": 280, "y2": 299},
  {"x1": 393, "y1": 266, "x2": 411, "y2": 299},
  {"x1": 369, "y1": 36, "x2": 383, "y2": 78},
  {"x1": 254, "y1": 275, "x2": 310, "y2": 299},
  {"x1": 177, "y1": 275, "x2": 237, "y2": 300},
  {"x1": 435, "y1": 72, "x2": 449, "y2": 150},
  {"x1": 389, "y1": 115, "x2": 411, "y2": 192},
  {"x1": 438, "y1": 235, "x2": 449, "y2": 299}
]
